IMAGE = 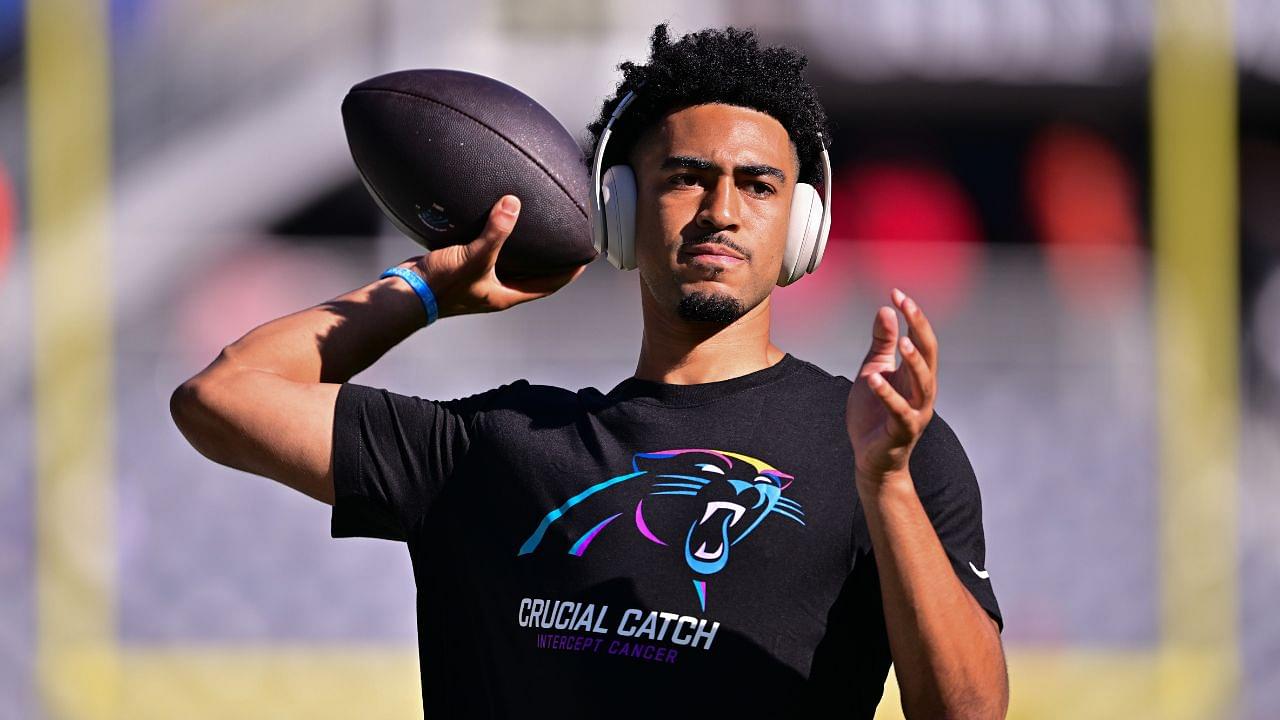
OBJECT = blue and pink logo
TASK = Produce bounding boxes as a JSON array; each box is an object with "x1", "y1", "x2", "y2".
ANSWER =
[{"x1": 517, "y1": 448, "x2": 806, "y2": 611}]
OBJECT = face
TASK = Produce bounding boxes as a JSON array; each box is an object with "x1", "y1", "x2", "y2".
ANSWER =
[{"x1": 628, "y1": 103, "x2": 800, "y2": 324}]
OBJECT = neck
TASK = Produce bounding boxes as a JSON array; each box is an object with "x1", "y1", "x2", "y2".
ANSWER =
[{"x1": 633, "y1": 280, "x2": 786, "y2": 384}]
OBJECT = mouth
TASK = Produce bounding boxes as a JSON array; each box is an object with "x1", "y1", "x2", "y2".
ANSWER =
[
  {"x1": 690, "y1": 501, "x2": 746, "y2": 561},
  {"x1": 686, "y1": 254, "x2": 744, "y2": 269},
  {"x1": 701, "y1": 501, "x2": 746, "y2": 527},
  {"x1": 681, "y1": 243, "x2": 747, "y2": 268}
]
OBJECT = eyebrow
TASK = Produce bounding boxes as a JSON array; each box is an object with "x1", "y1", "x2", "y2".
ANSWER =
[{"x1": 660, "y1": 155, "x2": 787, "y2": 183}]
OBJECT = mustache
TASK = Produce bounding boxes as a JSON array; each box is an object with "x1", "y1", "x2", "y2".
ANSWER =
[{"x1": 682, "y1": 233, "x2": 752, "y2": 261}]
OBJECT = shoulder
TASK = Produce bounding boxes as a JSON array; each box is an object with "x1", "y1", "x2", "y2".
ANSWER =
[
  {"x1": 911, "y1": 412, "x2": 974, "y2": 479},
  {"x1": 908, "y1": 411, "x2": 985, "y2": 520},
  {"x1": 785, "y1": 357, "x2": 974, "y2": 476},
  {"x1": 787, "y1": 360, "x2": 978, "y2": 486},
  {"x1": 790, "y1": 355, "x2": 851, "y2": 385},
  {"x1": 778, "y1": 359, "x2": 982, "y2": 505},
  {"x1": 425, "y1": 378, "x2": 537, "y2": 415},
  {"x1": 785, "y1": 355, "x2": 857, "y2": 403},
  {"x1": 464, "y1": 379, "x2": 592, "y2": 425}
]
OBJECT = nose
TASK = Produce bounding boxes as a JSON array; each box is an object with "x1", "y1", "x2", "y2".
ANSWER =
[{"x1": 696, "y1": 175, "x2": 740, "y2": 232}]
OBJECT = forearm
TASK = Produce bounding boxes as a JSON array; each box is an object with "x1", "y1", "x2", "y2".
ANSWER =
[
  {"x1": 204, "y1": 267, "x2": 429, "y2": 384},
  {"x1": 857, "y1": 470, "x2": 1007, "y2": 719}
]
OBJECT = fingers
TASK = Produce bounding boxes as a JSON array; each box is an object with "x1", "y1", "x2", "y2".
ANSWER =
[
  {"x1": 891, "y1": 287, "x2": 938, "y2": 371},
  {"x1": 898, "y1": 335, "x2": 936, "y2": 410},
  {"x1": 859, "y1": 305, "x2": 899, "y2": 377},
  {"x1": 865, "y1": 372, "x2": 914, "y2": 438},
  {"x1": 467, "y1": 195, "x2": 521, "y2": 269}
]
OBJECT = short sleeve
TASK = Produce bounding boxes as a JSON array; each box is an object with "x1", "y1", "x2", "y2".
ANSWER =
[
  {"x1": 908, "y1": 412, "x2": 1004, "y2": 632},
  {"x1": 329, "y1": 381, "x2": 515, "y2": 542}
]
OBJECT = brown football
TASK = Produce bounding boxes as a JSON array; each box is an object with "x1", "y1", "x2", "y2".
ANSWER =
[{"x1": 342, "y1": 69, "x2": 598, "y2": 280}]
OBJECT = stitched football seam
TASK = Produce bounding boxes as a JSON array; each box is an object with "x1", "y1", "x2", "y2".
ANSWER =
[{"x1": 349, "y1": 87, "x2": 588, "y2": 219}]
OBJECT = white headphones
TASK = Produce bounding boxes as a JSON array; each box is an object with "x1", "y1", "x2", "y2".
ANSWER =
[{"x1": 589, "y1": 89, "x2": 833, "y2": 286}]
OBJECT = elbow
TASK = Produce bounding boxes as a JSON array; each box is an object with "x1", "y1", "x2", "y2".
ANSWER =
[
  {"x1": 974, "y1": 690, "x2": 1008, "y2": 720},
  {"x1": 170, "y1": 372, "x2": 236, "y2": 466},
  {"x1": 994, "y1": 669, "x2": 1010, "y2": 719},
  {"x1": 169, "y1": 380, "x2": 199, "y2": 436},
  {"x1": 951, "y1": 643, "x2": 1008, "y2": 719},
  {"x1": 958, "y1": 683, "x2": 1008, "y2": 720},
  {"x1": 901, "y1": 654, "x2": 1008, "y2": 720},
  {"x1": 170, "y1": 377, "x2": 215, "y2": 457},
  {"x1": 170, "y1": 362, "x2": 224, "y2": 435},
  {"x1": 903, "y1": 693, "x2": 1006, "y2": 720},
  {"x1": 967, "y1": 666, "x2": 1008, "y2": 717},
  {"x1": 170, "y1": 348, "x2": 239, "y2": 447}
]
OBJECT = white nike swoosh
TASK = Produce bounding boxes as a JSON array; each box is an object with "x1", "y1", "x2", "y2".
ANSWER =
[{"x1": 969, "y1": 561, "x2": 990, "y2": 579}]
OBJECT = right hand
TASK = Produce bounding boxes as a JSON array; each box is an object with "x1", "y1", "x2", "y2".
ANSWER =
[{"x1": 398, "y1": 195, "x2": 587, "y2": 319}]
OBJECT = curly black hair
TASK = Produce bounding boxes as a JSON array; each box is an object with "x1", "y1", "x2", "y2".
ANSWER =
[{"x1": 584, "y1": 23, "x2": 832, "y2": 187}]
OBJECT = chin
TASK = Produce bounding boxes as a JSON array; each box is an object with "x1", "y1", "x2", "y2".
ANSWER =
[{"x1": 676, "y1": 289, "x2": 747, "y2": 324}]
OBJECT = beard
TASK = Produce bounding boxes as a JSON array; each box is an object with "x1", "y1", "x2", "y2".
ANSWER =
[{"x1": 676, "y1": 289, "x2": 747, "y2": 324}]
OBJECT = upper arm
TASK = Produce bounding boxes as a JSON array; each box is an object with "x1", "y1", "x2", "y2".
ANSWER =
[
  {"x1": 171, "y1": 360, "x2": 340, "y2": 504},
  {"x1": 329, "y1": 382, "x2": 512, "y2": 541},
  {"x1": 908, "y1": 412, "x2": 1004, "y2": 632}
]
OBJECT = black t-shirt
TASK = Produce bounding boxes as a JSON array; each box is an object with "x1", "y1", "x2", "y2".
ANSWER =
[{"x1": 331, "y1": 352, "x2": 1002, "y2": 718}]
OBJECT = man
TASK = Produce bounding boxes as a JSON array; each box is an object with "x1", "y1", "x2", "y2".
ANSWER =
[{"x1": 171, "y1": 23, "x2": 1007, "y2": 719}]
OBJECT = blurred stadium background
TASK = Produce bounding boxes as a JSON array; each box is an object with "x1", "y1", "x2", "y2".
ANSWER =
[{"x1": 1, "y1": 0, "x2": 1277, "y2": 717}]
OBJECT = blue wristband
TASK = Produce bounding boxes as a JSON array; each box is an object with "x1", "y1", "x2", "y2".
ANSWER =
[{"x1": 380, "y1": 266, "x2": 439, "y2": 325}]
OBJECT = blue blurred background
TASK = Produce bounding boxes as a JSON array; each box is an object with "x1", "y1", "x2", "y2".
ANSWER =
[{"x1": 2, "y1": 1, "x2": 1277, "y2": 718}]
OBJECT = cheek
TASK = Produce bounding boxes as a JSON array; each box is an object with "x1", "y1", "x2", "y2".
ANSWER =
[
  {"x1": 748, "y1": 202, "x2": 792, "y2": 270},
  {"x1": 635, "y1": 190, "x2": 691, "y2": 259},
  {"x1": 652, "y1": 190, "x2": 698, "y2": 230},
  {"x1": 631, "y1": 196, "x2": 662, "y2": 269},
  {"x1": 758, "y1": 193, "x2": 792, "y2": 229}
]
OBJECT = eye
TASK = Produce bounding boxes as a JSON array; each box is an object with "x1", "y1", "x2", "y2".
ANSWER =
[
  {"x1": 746, "y1": 181, "x2": 775, "y2": 197},
  {"x1": 696, "y1": 463, "x2": 725, "y2": 475},
  {"x1": 669, "y1": 173, "x2": 699, "y2": 187}
]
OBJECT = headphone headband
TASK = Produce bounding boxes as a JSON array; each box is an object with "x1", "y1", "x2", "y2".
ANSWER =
[
  {"x1": 593, "y1": 90, "x2": 829, "y2": 191},
  {"x1": 590, "y1": 87, "x2": 832, "y2": 283}
]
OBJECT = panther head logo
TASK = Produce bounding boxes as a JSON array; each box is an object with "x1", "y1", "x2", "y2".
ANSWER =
[{"x1": 516, "y1": 448, "x2": 805, "y2": 611}]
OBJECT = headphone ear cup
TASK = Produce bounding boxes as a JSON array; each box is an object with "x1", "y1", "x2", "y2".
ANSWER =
[
  {"x1": 779, "y1": 182, "x2": 823, "y2": 286},
  {"x1": 807, "y1": 189, "x2": 832, "y2": 274},
  {"x1": 590, "y1": 175, "x2": 608, "y2": 258},
  {"x1": 601, "y1": 165, "x2": 637, "y2": 270}
]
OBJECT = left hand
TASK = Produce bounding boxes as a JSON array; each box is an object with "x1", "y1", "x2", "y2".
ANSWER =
[{"x1": 845, "y1": 288, "x2": 939, "y2": 483}]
